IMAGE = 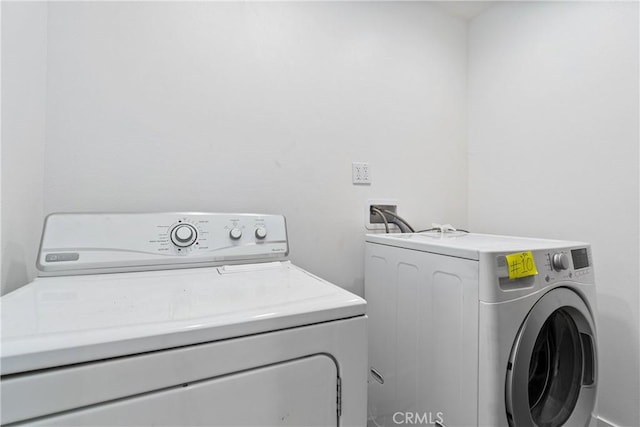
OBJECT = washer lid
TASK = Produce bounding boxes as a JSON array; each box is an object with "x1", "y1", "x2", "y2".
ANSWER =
[
  {"x1": 0, "y1": 261, "x2": 365, "y2": 375},
  {"x1": 366, "y1": 232, "x2": 587, "y2": 260}
]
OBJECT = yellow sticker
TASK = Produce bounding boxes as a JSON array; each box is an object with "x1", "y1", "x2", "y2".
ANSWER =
[{"x1": 505, "y1": 251, "x2": 539, "y2": 280}]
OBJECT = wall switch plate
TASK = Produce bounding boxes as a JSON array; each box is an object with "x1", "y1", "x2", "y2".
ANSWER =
[
  {"x1": 352, "y1": 162, "x2": 371, "y2": 185},
  {"x1": 366, "y1": 198, "x2": 399, "y2": 231}
]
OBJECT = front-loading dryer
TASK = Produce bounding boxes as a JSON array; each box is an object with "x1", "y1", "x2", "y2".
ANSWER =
[{"x1": 365, "y1": 232, "x2": 597, "y2": 427}]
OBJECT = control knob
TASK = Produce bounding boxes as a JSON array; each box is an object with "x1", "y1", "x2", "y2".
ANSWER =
[
  {"x1": 552, "y1": 253, "x2": 570, "y2": 271},
  {"x1": 229, "y1": 227, "x2": 243, "y2": 240},
  {"x1": 170, "y1": 224, "x2": 197, "y2": 248},
  {"x1": 255, "y1": 227, "x2": 267, "y2": 240}
]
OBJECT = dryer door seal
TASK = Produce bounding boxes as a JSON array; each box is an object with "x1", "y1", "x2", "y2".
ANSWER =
[{"x1": 505, "y1": 287, "x2": 597, "y2": 427}]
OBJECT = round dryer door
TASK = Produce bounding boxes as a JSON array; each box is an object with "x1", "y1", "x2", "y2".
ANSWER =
[{"x1": 505, "y1": 288, "x2": 597, "y2": 427}]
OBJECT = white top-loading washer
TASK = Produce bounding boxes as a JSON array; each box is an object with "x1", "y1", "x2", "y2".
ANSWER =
[{"x1": 1, "y1": 213, "x2": 367, "y2": 426}]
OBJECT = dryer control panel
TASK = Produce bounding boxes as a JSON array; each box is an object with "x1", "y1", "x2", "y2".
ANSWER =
[{"x1": 37, "y1": 213, "x2": 288, "y2": 276}]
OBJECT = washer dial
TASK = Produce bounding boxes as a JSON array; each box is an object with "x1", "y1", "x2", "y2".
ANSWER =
[
  {"x1": 229, "y1": 227, "x2": 243, "y2": 240},
  {"x1": 170, "y1": 224, "x2": 198, "y2": 248},
  {"x1": 552, "y1": 252, "x2": 570, "y2": 271},
  {"x1": 255, "y1": 226, "x2": 267, "y2": 240}
]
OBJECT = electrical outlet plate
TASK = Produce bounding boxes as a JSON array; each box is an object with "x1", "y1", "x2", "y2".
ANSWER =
[
  {"x1": 366, "y1": 198, "x2": 399, "y2": 231},
  {"x1": 352, "y1": 162, "x2": 371, "y2": 185}
]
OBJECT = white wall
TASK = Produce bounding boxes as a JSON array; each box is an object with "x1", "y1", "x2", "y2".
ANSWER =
[
  {"x1": 42, "y1": 1, "x2": 468, "y2": 296},
  {"x1": 468, "y1": 2, "x2": 639, "y2": 426},
  {"x1": 1, "y1": 1, "x2": 48, "y2": 295},
  {"x1": 4, "y1": 2, "x2": 638, "y2": 424}
]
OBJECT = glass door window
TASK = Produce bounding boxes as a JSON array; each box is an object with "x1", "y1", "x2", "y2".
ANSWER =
[
  {"x1": 505, "y1": 288, "x2": 597, "y2": 427},
  {"x1": 528, "y1": 308, "x2": 583, "y2": 426}
]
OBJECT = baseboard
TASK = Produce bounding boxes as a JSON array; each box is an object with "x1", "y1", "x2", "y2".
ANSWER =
[{"x1": 598, "y1": 416, "x2": 619, "y2": 427}]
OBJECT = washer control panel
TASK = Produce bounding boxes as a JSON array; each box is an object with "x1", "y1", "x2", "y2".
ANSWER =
[
  {"x1": 37, "y1": 213, "x2": 288, "y2": 276},
  {"x1": 496, "y1": 245, "x2": 593, "y2": 289}
]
